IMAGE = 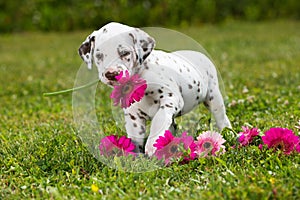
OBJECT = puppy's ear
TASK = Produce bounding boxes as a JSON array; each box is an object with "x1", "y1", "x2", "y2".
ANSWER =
[
  {"x1": 129, "y1": 29, "x2": 155, "y2": 65},
  {"x1": 78, "y1": 35, "x2": 95, "y2": 69}
]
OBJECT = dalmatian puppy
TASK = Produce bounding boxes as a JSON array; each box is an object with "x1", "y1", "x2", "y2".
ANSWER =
[{"x1": 78, "y1": 22, "x2": 231, "y2": 156}]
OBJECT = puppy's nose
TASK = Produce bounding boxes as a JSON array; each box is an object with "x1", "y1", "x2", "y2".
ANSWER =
[{"x1": 105, "y1": 71, "x2": 119, "y2": 81}]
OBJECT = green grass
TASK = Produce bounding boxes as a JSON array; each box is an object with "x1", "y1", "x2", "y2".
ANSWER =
[{"x1": 1, "y1": 20, "x2": 300, "y2": 199}]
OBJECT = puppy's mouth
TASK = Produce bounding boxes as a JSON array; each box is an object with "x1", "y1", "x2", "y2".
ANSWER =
[
  {"x1": 105, "y1": 71, "x2": 120, "y2": 86},
  {"x1": 105, "y1": 71, "x2": 119, "y2": 81}
]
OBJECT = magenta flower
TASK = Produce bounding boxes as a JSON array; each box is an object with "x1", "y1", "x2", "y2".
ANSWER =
[
  {"x1": 238, "y1": 126, "x2": 259, "y2": 146},
  {"x1": 153, "y1": 130, "x2": 197, "y2": 165},
  {"x1": 296, "y1": 144, "x2": 300, "y2": 153},
  {"x1": 99, "y1": 135, "x2": 136, "y2": 156},
  {"x1": 196, "y1": 131, "x2": 226, "y2": 157},
  {"x1": 180, "y1": 132, "x2": 197, "y2": 161},
  {"x1": 110, "y1": 70, "x2": 147, "y2": 108},
  {"x1": 261, "y1": 127, "x2": 300, "y2": 155},
  {"x1": 153, "y1": 130, "x2": 175, "y2": 150}
]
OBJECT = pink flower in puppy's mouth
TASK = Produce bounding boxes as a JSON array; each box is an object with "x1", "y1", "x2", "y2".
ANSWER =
[{"x1": 110, "y1": 70, "x2": 147, "y2": 108}]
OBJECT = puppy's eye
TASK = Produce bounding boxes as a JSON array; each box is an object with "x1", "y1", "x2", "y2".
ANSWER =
[{"x1": 120, "y1": 50, "x2": 130, "y2": 57}]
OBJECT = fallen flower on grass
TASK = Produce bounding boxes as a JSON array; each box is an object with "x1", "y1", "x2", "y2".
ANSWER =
[
  {"x1": 110, "y1": 70, "x2": 147, "y2": 108},
  {"x1": 261, "y1": 127, "x2": 300, "y2": 155},
  {"x1": 153, "y1": 130, "x2": 197, "y2": 165},
  {"x1": 99, "y1": 135, "x2": 136, "y2": 156},
  {"x1": 296, "y1": 144, "x2": 300, "y2": 153},
  {"x1": 238, "y1": 126, "x2": 259, "y2": 146},
  {"x1": 195, "y1": 131, "x2": 226, "y2": 157},
  {"x1": 180, "y1": 132, "x2": 197, "y2": 161}
]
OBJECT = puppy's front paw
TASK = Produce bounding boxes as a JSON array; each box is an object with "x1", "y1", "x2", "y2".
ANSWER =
[{"x1": 145, "y1": 143, "x2": 157, "y2": 157}]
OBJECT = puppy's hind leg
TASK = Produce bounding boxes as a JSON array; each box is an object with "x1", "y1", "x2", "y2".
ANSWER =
[{"x1": 204, "y1": 85, "x2": 231, "y2": 131}]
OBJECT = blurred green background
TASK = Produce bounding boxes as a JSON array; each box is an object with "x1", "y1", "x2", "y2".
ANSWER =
[{"x1": 1, "y1": 0, "x2": 300, "y2": 32}]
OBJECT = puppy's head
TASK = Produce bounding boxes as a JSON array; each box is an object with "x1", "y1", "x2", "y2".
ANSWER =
[{"x1": 78, "y1": 22, "x2": 155, "y2": 86}]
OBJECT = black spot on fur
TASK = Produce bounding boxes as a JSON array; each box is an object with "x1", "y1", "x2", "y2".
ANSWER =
[
  {"x1": 188, "y1": 84, "x2": 193, "y2": 89},
  {"x1": 143, "y1": 52, "x2": 151, "y2": 61},
  {"x1": 129, "y1": 114, "x2": 136, "y2": 120},
  {"x1": 137, "y1": 113, "x2": 146, "y2": 121},
  {"x1": 160, "y1": 95, "x2": 164, "y2": 99},
  {"x1": 138, "y1": 109, "x2": 148, "y2": 117},
  {"x1": 158, "y1": 89, "x2": 163, "y2": 93},
  {"x1": 139, "y1": 126, "x2": 145, "y2": 135},
  {"x1": 95, "y1": 53, "x2": 104, "y2": 61},
  {"x1": 154, "y1": 100, "x2": 158, "y2": 104},
  {"x1": 165, "y1": 104, "x2": 173, "y2": 108},
  {"x1": 139, "y1": 131, "x2": 144, "y2": 135},
  {"x1": 168, "y1": 93, "x2": 173, "y2": 97},
  {"x1": 133, "y1": 123, "x2": 137, "y2": 127}
]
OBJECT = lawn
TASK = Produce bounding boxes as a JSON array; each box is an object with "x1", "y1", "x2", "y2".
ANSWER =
[{"x1": 1, "y1": 20, "x2": 300, "y2": 199}]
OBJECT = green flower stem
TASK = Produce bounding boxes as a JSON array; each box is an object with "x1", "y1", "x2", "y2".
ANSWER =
[{"x1": 43, "y1": 79, "x2": 99, "y2": 96}]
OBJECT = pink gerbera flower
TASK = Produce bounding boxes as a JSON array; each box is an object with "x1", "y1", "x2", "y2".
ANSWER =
[
  {"x1": 196, "y1": 131, "x2": 226, "y2": 157},
  {"x1": 110, "y1": 70, "x2": 147, "y2": 108},
  {"x1": 261, "y1": 127, "x2": 300, "y2": 155},
  {"x1": 153, "y1": 130, "x2": 197, "y2": 165},
  {"x1": 296, "y1": 144, "x2": 300, "y2": 153},
  {"x1": 99, "y1": 135, "x2": 136, "y2": 156},
  {"x1": 238, "y1": 126, "x2": 259, "y2": 146}
]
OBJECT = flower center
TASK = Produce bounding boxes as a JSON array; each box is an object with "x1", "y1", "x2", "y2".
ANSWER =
[
  {"x1": 203, "y1": 142, "x2": 212, "y2": 149},
  {"x1": 274, "y1": 141, "x2": 285, "y2": 151},
  {"x1": 170, "y1": 145, "x2": 178, "y2": 153},
  {"x1": 122, "y1": 83, "x2": 133, "y2": 94}
]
